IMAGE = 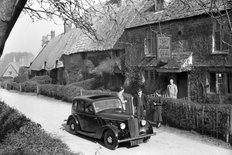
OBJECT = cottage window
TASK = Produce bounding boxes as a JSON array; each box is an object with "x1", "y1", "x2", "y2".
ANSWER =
[
  {"x1": 144, "y1": 31, "x2": 156, "y2": 56},
  {"x1": 208, "y1": 72, "x2": 232, "y2": 94},
  {"x1": 212, "y1": 20, "x2": 230, "y2": 53},
  {"x1": 144, "y1": 70, "x2": 149, "y2": 80}
]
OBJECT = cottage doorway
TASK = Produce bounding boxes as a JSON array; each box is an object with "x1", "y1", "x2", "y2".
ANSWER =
[{"x1": 177, "y1": 72, "x2": 188, "y2": 99}]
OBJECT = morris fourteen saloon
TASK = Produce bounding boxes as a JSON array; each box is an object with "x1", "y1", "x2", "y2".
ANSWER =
[{"x1": 67, "y1": 94, "x2": 155, "y2": 150}]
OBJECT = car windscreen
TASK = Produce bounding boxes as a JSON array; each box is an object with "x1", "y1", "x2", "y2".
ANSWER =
[{"x1": 93, "y1": 99, "x2": 122, "y2": 113}]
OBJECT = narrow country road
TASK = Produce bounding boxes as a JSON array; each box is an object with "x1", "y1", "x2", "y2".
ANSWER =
[{"x1": 0, "y1": 88, "x2": 232, "y2": 155}]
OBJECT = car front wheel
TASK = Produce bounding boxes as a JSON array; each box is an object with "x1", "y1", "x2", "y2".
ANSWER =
[
  {"x1": 69, "y1": 118, "x2": 79, "y2": 135},
  {"x1": 103, "y1": 130, "x2": 118, "y2": 150}
]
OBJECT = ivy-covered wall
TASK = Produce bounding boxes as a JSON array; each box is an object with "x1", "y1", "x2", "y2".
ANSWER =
[
  {"x1": 122, "y1": 13, "x2": 232, "y2": 103},
  {"x1": 61, "y1": 50, "x2": 125, "y2": 89}
]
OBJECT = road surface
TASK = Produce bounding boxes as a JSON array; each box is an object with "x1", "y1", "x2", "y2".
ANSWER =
[{"x1": 0, "y1": 88, "x2": 231, "y2": 155}]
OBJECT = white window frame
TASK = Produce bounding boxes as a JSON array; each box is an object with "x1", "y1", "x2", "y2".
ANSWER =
[
  {"x1": 206, "y1": 72, "x2": 232, "y2": 94},
  {"x1": 144, "y1": 31, "x2": 156, "y2": 56},
  {"x1": 212, "y1": 20, "x2": 229, "y2": 54}
]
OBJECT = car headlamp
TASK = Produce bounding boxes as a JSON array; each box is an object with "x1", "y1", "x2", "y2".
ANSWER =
[
  {"x1": 141, "y1": 120, "x2": 146, "y2": 126},
  {"x1": 120, "y1": 123, "x2": 126, "y2": 130}
]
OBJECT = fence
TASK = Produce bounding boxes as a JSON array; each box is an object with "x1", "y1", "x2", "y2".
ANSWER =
[
  {"x1": 1, "y1": 81, "x2": 232, "y2": 144},
  {"x1": 147, "y1": 95, "x2": 232, "y2": 144}
]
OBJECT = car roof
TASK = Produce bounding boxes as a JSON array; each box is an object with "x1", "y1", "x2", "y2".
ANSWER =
[{"x1": 73, "y1": 94, "x2": 118, "y2": 102}]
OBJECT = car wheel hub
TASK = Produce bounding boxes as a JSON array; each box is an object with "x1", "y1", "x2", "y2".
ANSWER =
[
  {"x1": 71, "y1": 123, "x2": 75, "y2": 130},
  {"x1": 107, "y1": 136, "x2": 113, "y2": 144}
]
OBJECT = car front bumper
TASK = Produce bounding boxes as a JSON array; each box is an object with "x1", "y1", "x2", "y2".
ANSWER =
[{"x1": 118, "y1": 132, "x2": 156, "y2": 143}]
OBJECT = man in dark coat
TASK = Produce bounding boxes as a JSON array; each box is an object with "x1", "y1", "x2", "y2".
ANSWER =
[{"x1": 133, "y1": 88, "x2": 148, "y2": 119}]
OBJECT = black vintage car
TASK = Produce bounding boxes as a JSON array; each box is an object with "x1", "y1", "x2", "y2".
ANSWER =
[{"x1": 67, "y1": 94, "x2": 155, "y2": 150}]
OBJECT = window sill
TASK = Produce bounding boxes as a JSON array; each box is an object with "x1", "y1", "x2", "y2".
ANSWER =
[{"x1": 211, "y1": 51, "x2": 229, "y2": 55}]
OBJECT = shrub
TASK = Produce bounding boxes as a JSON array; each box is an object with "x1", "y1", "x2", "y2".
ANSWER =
[
  {"x1": 10, "y1": 82, "x2": 20, "y2": 91},
  {"x1": 0, "y1": 101, "x2": 75, "y2": 155},
  {"x1": 21, "y1": 81, "x2": 37, "y2": 92},
  {"x1": 61, "y1": 85, "x2": 83, "y2": 102},
  {"x1": 39, "y1": 84, "x2": 63, "y2": 99},
  {"x1": 30, "y1": 75, "x2": 52, "y2": 84},
  {"x1": 13, "y1": 74, "x2": 29, "y2": 83},
  {"x1": 1, "y1": 122, "x2": 74, "y2": 155},
  {"x1": 71, "y1": 77, "x2": 103, "y2": 90}
]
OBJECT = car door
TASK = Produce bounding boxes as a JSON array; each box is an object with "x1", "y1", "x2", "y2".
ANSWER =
[
  {"x1": 74, "y1": 99, "x2": 85, "y2": 130},
  {"x1": 79, "y1": 101, "x2": 100, "y2": 133}
]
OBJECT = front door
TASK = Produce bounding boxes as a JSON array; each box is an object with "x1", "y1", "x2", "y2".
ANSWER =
[
  {"x1": 177, "y1": 72, "x2": 188, "y2": 99},
  {"x1": 79, "y1": 104, "x2": 100, "y2": 133}
]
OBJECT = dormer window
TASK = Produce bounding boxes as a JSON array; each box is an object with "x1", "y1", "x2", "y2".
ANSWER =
[
  {"x1": 146, "y1": 0, "x2": 164, "y2": 12},
  {"x1": 157, "y1": 0, "x2": 164, "y2": 11}
]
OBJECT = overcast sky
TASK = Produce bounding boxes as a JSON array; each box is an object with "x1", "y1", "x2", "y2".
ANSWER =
[{"x1": 3, "y1": 13, "x2": 64, "y2": 57}]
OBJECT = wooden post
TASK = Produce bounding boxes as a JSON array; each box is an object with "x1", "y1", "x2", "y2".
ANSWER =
[
  {"x1": 19, "y1": 83, "x2": 22, "y2": 92},
  {"x1": 226, "y1": 108, "x2": 232, "y2": 143},
  {"x1": 230, "y1": 108, "x2": 232, "y2": 144},
  {"x1": 216, "y1": 108, "x2": 219, "y2": 138},
  {"x1": 36, "y1": 85, "x2": 39, "y2": 95},
  {"x1": 202, "y1": 105, "x2": 205, "y2": 134}
]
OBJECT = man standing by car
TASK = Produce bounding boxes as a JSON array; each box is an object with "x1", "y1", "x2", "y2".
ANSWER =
[{"x1": 133, "y1": 88, "x2": 147, "y2": 119}]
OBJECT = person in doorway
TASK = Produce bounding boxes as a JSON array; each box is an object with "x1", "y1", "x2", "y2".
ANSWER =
[
  {"x1": 117, "y1": 86, "x2": 127, "y2": 111},
  {"x1": 133, "y1": 88, "x2": 147, "y2": 119},
  {"x1": 167, "y1": 79, "x2": 178, "y2": 99}
]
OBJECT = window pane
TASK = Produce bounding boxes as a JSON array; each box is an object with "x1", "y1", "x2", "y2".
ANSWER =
[
  {"x1": 215, "y1": 31, "x2": 221, "y2": 51},
  {"x1": 228, "y1": 73, "x2": 232, "y2": 93},
  {"x1": 148, "y1": 38, "x2": 152, "y2": 54},
  {"x1": 145, "y1": 70, "x2": 148, "y2": 79},
  {"x1": 217, "y1": 73, "x2": 225, "y2": 94},
  {"x1": 210, "y1": 73, "x2": 216, "y2": 92}
]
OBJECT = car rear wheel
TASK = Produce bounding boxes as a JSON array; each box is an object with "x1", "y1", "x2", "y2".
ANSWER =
[
  {"x1": 143, "y1": 136, "x2": 150, "y2": 143},
  {"x1": 69, "y1": 118, "x2": 79, "y2": 135},
  {"x1": 103, "y1": 130, "x2": 118, "y2": 150}
]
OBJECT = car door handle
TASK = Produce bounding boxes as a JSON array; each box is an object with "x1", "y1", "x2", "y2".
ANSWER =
[{"x1": 93, "y1": 118, "x2": 97, "y2": 120}]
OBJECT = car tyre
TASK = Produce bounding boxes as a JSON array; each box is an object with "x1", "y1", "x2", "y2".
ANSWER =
[
  {"x1": 143, "y1": 136, "x2": 150, "y2": 143},
  {"x1": 103, "y1": 130, "x2": 118, "y2": 150},
  {"x1": 69, "y1": 118, "x2": 79, "y2": 135}
]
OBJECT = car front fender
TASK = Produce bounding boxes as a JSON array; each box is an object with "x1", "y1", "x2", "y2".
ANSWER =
[
  {"x1": 67, "y1": 115, "x2": 78, "y2": 125},
  {"x1": 98, "y1": 125, "x2": 120, "y2": 139}
]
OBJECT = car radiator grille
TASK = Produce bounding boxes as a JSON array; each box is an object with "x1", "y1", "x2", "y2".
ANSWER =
[{"x1": 128, "y1": 118, "x2": 139, "y2": 138}]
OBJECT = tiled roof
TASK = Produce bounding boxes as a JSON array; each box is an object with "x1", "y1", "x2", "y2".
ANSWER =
[
  {"x1": 138, "y1": 56, "x2": 159, "y2": 67},
  {"x1": 157, "y1": 53, "x2": 193, "y2": 72},
  {"x1": 128, "y1": 0, "x2": 227, "y2": 29}
]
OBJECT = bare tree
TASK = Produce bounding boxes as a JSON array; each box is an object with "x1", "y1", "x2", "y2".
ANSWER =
[{"x1": 0, "y1": 0, "x2": 27, "y2": 57}]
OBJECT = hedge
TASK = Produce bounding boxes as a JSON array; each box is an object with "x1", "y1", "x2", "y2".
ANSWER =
[
  {"x1": 38, "y1": 83, "x2": 133, "y2": 103},
  {"x1": 21, "y1": 81, "x2": 37, "y2": 92},
  {"x1": 30, "y1": 75, "x2": 52, "y2": 84},
  {"x1": 71, "y1": 77, "x2": 103, "y2": 90},
  {"x1": 148, "y1": 96, "x2": 232, "y2": 144},
  {"x1": 0, "y1": 101, "x2": 75, "y2": 155}
]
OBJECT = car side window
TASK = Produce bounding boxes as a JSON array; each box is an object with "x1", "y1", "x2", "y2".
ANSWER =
[
  {"x1": 85, "y1": 104, "x2": 94, "y2": 114},
  {"x1": 76, "y1": 100, "x2": 85, "y2": 112}
]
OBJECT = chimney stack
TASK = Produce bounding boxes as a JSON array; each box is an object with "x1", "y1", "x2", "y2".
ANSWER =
[
  {"x1": 51, "y1": 30, "x2": 55, "y2": 39},
  {"x1": 41, "y1": 35, "x2": 48, "y2": 47},
  {"x1": 64, "y1": 20, "x2": 72, "y2": 33}
]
